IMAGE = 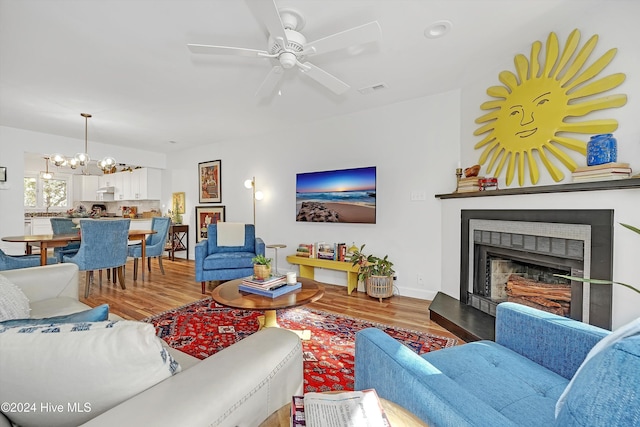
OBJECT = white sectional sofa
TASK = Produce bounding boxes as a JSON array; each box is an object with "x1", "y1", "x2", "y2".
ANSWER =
[{"x1": 0, "y1": 264, "x2": 303, "y2": 427}]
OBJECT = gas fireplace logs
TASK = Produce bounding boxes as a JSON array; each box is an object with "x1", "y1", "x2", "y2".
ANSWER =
[{"x1": 506, "y1": 274, "x2": 571, "y2": 316}]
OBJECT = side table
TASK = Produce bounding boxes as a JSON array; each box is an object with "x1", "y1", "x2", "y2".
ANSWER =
[
  {"x1": 166, "y1": 224, "x2": 189, "y2": 260},
  {"x1": 266, "y1": 243, "x2": 286, "y2": 274}
]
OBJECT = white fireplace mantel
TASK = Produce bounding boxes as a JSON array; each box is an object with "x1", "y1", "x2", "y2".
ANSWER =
[{"x1": 438, "y1": 186, "x2": 639, "y2": 330}]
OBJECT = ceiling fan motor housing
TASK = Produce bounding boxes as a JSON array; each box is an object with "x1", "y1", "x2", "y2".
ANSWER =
[{"x1": 268, "y1": 29, "x2": 306, "y2": 69}]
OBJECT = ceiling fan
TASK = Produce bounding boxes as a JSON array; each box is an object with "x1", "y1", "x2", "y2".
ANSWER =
[{"x1": 187, "y1": 0, "x2": 381, "y2": 97}]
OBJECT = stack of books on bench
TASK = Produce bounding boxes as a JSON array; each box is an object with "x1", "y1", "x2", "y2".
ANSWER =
[
  {"x1": 238, "y1": 275, "x2": 301, "y2": 298},
  {"x1": 571, "y1": 162, "x2": 632, "y2": 182}
]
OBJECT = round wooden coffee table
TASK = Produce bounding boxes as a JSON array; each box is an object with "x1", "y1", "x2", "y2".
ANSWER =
[
  {"x1": 211, "y1": 276, "x2": 324, "y2": 330},
  {"x1": 259, "y1": 394, "x2": 429, "y2": 426}
]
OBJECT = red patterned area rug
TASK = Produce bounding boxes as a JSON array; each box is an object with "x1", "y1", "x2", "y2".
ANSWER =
[{"x1": 143, "y1": 298, "x2": 457, "y2": 392}]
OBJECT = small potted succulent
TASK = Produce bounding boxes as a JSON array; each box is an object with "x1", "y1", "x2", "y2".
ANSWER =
[
  {"x1": 252, "y1": 254, "x2": 272, "y2": 280},
  {"x1": 350, "y1": 244, "x2": 395, "y2": 302}
]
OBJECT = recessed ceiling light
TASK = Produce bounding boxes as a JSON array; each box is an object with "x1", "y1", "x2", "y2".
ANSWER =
[
  {"x1": 168, "y1": 140, "x2": 178, "y2": 144},
  {"x1": 424, "y1": 20, "x2": 452, "y2": 39}
]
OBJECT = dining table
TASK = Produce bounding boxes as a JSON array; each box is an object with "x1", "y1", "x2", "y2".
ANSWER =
[{"x1": 2, "y1": 229, "x2": 157, "y2": 279}]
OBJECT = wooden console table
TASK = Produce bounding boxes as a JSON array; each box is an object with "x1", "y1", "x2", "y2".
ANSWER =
[
  {"x1": 286, "y1": 255, "x2": 360, "y2": 295},
  {"x1": 166, "y1": 224, "x2": 189, "y2": 260}
]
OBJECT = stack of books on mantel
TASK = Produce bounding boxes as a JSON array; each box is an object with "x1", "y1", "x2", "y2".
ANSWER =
[
  {"x1": 238, "y1": 275, "x2": 301, "y2": 298},
  {"x1": 456, "y1": 176, "x2": 481, "y2": 193},
  {"x1": 571, "y1": 162, "x2": 632, "y2": 182}
]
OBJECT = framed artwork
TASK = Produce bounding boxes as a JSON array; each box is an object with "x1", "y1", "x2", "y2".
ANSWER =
[
  {"x1": 199, "y1": 160, "x2": 221, "y2": 203},
  {"x1": 172, "y1": 192, "x2": 185, "y2": 214},
  {"x1": 0, "y1": 167, "x2": 5, "y2": 182},
  {"x1": 195, "y1": 205, "x2": 225, "y2": 242}
]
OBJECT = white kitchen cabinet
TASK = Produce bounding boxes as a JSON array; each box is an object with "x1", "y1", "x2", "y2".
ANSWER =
[
  {"x1": 31, "y1": 218, "x2": 53, "y2": 235},
  {"x1": 100, "y1": 169, "x2": 161, "y2": 201},
  {"x1": 73, "y1": 175, "x2": 100, "y2": 202},
  {"x1": 99, "y1": 174, "x2": 115, "y2": 188},
  {"x1": 113, "y1": 172, "x2": 125, "y2": 201},
  {"x1": 132, "y1": 168, "x2": 161, "y2": 200}
]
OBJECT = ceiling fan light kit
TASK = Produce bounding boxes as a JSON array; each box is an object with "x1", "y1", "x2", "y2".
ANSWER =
[{"x1": 187, "y1": 0, "x2": 381, "y2": 97}]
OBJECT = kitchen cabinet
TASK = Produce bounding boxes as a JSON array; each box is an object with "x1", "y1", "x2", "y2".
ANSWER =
[
  {"x1": 113, "y1": 172, "x2": 125, "y2": 201},
  {"x1": 31, "y1": 218, "x2": 53, "y2": 235},
  {"x1": 99, "y1": 175, "x2": 115, "y2": 188},
  {"x1": 113, "y1": 168, "x2": 161, "y2": 200},
  {"x1": 129, "y1": 168, "x2": 161, "y2": 200},
  {"x1": 73, "y1": 175, "x2": 100, "y2": 202}
]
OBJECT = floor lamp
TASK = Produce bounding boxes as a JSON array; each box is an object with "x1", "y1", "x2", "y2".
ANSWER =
[{"x1": 244, "y1": 177, "x2": 263, "y2": 225}]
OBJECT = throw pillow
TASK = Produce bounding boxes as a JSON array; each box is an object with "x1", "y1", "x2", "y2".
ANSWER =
[
  {"x1": 0, "y1": 274, "x2": 30, "y2": 321},
  {"x1": 0, "y1": 320, "x2": 181, "y2": 427},
  {"x1": 555, "y1": 317, "x2": 640, "y2": 418},
  {"x1": 0, "y1": 304, "x2": 109, "y2": 327}
]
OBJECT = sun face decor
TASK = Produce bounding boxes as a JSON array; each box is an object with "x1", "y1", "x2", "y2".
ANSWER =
[{"x1": 474, "y1": 29, "x2": 627, "y2": 186}]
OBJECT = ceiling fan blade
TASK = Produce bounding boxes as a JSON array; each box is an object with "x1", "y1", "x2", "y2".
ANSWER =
[
  {"x1": 245, "y1": 0, "x2": 289, "y2": 48},
  {"x1": 297, "y1": 62, "x2": 350, "y2": 95},
  {"x1": 187, "y1": 44, "x2": 268, "y2": 58},
  {"x1": 255, "y1": 66, "x2": 285, "y2": 97},
  {"x1": 304, "y1": 21, "x2": 381, "y2": 57}
]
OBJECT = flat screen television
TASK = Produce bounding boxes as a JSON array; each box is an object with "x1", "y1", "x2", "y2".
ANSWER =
[{"x1": 296, "y1": 166, "x2": 376, "y2": 224}]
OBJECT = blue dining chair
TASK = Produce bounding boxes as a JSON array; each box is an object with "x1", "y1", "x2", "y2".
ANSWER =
[
  {"x1": 63, "y1": 219, "x2": 131, "y2": 298},
  {"x1": 0, "y1": 249, "x2": 57, "y2": 271},
  {"x1": 50, "y1": 218, "x2": 81, "y2": 263},
  {"x1": 128, "y1": 216, "x2": 171, "y2": 280}
]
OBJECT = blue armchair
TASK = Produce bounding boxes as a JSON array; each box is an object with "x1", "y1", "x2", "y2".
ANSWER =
[
  {"x1": 0, "y1": 249, "x2": 56, "y2": 271},
  {"x1": 63, "y1": 219, "x2": 131, "y2": 298},
  {"x1": 50, "y1": 218, "x2": 81, "y2": 263},
  {"x1": 128, "y1": 216, "x2": 171, "y2": 280},
  {"x1": 355, "y1": 302, "x2": 640, "y2": 427},
  {"x1": 195, "y1": 224, "x2": 265, "y2": 294}
]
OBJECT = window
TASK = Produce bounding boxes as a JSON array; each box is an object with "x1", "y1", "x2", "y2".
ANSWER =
[{"x1": 24, "y1": 173, "x2": 71, "y2": 210}]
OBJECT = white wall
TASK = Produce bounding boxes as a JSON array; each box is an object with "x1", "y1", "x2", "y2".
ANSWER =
[
  {"x1": 167, "y1": 91, "x2": 461, "y2": 300},
  {"x1": 446, "y1": 4, "x2": 640, "y2": 330}
]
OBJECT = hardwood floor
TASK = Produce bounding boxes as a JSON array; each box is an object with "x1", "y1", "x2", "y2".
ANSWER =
[{"x1": 79, "y1": 257, "x2": 462, "y2": 342}]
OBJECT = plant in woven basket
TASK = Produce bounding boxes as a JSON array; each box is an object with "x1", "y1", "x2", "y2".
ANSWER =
[
  {"x1": 252, "y1": 254, "x2": 272, "y2": 280},
  {"x1": 556, "y1": 223, "x2": 640, "y2": 295},
  {"x1": 350, "y1": 244, "x2": 395, "y2": 301}
]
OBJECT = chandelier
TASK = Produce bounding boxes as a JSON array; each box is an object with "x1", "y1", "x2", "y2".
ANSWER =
[{"x1": 49, "y1": 113, "x2": 117, "y2": 173}]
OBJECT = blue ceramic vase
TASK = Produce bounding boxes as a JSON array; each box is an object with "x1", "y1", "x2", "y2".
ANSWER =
[{"x1": 587, "y1": 134, "x2": 617, "y2": 166}]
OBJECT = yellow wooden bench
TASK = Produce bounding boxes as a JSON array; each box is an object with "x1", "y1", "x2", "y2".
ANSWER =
[{"x1": 286, "y1": 255, "x2": 360, "y2": 294}]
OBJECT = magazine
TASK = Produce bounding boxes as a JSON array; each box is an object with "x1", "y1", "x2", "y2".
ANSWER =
[{"x1": 291, "y1": 390, "x2": 390, "y2": 427}]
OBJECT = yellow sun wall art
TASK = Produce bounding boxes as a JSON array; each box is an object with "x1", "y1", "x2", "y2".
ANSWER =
[{"x1": 474, "y1": 29, "x2": 627, "y2": 186}]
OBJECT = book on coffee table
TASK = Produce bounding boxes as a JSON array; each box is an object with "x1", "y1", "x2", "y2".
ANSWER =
[
  {"x1": 238, "y1": 282, "x2": 301, "y2": 298},
  {"x1": 241, "y1": 274, "x2": 286, "y2": 289}
]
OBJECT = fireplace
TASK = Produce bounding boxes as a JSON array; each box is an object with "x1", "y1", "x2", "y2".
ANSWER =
[{"x1": 460, "y1": 210, "x2": 613, "y2": 330}]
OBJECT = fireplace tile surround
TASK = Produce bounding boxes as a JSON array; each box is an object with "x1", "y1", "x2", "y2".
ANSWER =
[{"x1": 430, "y1": 209, "x2": 614, "y2": 341}]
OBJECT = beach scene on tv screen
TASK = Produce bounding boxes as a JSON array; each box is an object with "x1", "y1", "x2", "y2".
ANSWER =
[{"x1": 296, "y1": 166, "x2": 376, "y2": 224}]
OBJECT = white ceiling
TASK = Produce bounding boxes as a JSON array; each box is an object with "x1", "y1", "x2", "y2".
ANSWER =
[{"x1": 1, "y1": 0, "x2": 594, "y2": 153}]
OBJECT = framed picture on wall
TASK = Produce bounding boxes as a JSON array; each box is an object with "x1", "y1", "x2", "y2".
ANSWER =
[
  {"x1": 198, "y1": 160, "x2": 221, "y2": 203},
  {"x1": 0, "y1": 167, "x2": 5, "y2": 182},
  {"x1": 172, "y1": 192, "x2": 185, "y2": 214},
  {"x1": 195, "y1": 205, "x2": 226, "y2": 242}
]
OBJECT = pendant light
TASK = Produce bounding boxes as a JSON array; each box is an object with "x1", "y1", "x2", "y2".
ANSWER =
[
  {"x1": 76, "y1": 113, "x2": 91, "y2": 167},
  {"x1": 41, "y1": 157, "x2": 53, "y2": 180},
  {"x1": 47, "y1": 113, "x2": 117, "y2": 174}
]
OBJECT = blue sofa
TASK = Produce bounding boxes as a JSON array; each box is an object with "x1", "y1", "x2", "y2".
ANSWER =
[
  {"x1": 355, "y1": 302, "x2": 640, "y2": 427},
  {"x1": 195, "y1": 224, "x2": 265, "y2": 293}
]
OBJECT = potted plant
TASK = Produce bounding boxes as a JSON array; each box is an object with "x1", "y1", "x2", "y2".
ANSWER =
[
  {"x1": 252, "y1": 254, "x2": 272, "y2": 280},
  {"x1": 350, "y1": 244, "x2": 395, "y2": 302}
]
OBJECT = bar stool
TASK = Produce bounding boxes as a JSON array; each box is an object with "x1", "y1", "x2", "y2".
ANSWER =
[{"x1": 266, "y1": 243, "x2": 286, "y2": 274}]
